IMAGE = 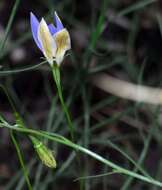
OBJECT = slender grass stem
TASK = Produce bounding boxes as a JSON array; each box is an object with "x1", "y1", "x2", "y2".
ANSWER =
[
  {"x1": 0, "y1": 0, "x2": 20, "y2": 57},
  {"x1": 2, "y1": 124, "x2": 162, "y2": 188},
  {"x1": 52, "y1": 63, "x2": 74, "y2": 141},
  {"x1": 10, "y1": 131, "x2": 32, "y2": 190},
  {"x1": 0, "y1": 61, "x2": 46, "y2": 76}
]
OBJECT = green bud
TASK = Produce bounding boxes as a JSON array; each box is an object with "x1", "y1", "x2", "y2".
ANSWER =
[{"x1": 31, "y1": 136, "x2": 56, "y2": 168}]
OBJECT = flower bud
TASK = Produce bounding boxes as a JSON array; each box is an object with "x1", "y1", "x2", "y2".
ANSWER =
[{"x1": 31, "y1": 136, "x2": 56, "y2": 168}]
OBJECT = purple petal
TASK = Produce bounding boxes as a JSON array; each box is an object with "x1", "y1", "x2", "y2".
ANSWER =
[
  {"x1": 54, "y1": 12, "x2": 64, "y2": 31},
  {"x1": 30, "y1": 12, "x2": 42, "y2": 51},
  {"x1": 48, "y1": 24, "x2": 57, "y2": 35}
]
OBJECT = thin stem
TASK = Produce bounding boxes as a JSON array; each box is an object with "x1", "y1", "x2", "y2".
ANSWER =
[
  {"x1": 0, "y1": 85, "x2": 17, "y2": 113},
  {"x1": 10, "y1": 131, "x2": 32, "y2": 190},
  {"x1": 52, "y1": 64, "x2": 74, "y2": 141},
  {"x1": 0, "y1": 61, "x2": 46, "y2": 76},
  {"x1": 51, "y1": 64, "x2": 84, "y2": 189},
  {"x1": 0, "y1": 0, "x2": 20, "y2": 57},
  {"x1": 2, "y1": 124, "x2": 162, "y2": 188}
]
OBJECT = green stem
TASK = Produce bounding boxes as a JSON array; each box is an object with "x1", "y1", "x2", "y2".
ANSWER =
[
  {"x1": 52, "y1": 63, "x2": 74, "y2": 141},
  {"x1": 0, "y1": 0, "x2": 20, "y2": 57},
  {"x1": 0, "y1": 85, "x2": 33, "y2": 188},
  {"x1": 0, "y1": 61, "x2": 46, "y2": 76},
  {"x1": 10, "y1": 131, "x2": 32, "y2": 190},
  {"x1": 51, "y1": 64, "x2": 84, "y2": 189},
  {"x1": 2, "y1": 124, "x2": 162, "y2": 188}
]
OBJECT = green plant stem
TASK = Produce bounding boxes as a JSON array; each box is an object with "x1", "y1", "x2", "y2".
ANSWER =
[
  {"x1": 0, "y1": 61, "x2": 46, "y2": 76},
  {"x1": 0, "y1": 0, "x2": 20, "y2": 57},
  {"x1": 52, "y1": 63, "x2": 74, "y2": 141},
  {"x1": 121, "y1": 127, "x2": 152, "y2": 190},
  {"x1": 51, "y1": 64, "x2": 84, "y2": 190},
  {"x1": 10, "y1": 131, "x2": 32, "y2": 190},
  {"x1": 0, "y1": 85, "x2": 33, "y2": 189},
  {"x1": 2, "y1": 124, "x2": 162, "y2": 188}
]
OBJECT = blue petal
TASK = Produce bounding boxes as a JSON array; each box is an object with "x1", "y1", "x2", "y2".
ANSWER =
[
  {"x1": 54, "y1": 12, "x2": 64, "y2": 32},
  {"x1": 48, "y1": 24, "x2": 57, "y2": 35},
  {"x1": 30, "y1": 12, "x2": 42, "y2": 51}
]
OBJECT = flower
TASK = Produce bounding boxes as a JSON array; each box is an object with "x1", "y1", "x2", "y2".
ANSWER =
[{"x1": 30, "y1": 12, "x2": 71, "y2": 65}]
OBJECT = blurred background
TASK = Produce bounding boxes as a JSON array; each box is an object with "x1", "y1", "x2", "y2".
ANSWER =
[{"x1": 0, "y1": 0, "x2": 162, "y2": 189}]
